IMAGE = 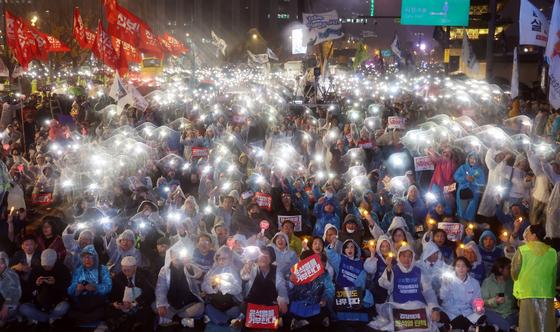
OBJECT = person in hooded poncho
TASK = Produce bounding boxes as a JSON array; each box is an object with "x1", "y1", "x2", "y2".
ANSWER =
[
  {"x1": 107, "y1": 229, "x2": 143, "y2": 275},
  {"x1": 477, "y1": 230, "x2": 503, "y2": 278},
  {"x1": 402, "y1": 185, "x2": 427, "y2": 227},
  {"x1": 154, "y1": 242, "x2": 205, "y2": 328},
  {"x1": 67, "y1": 245, "x2": 112, "y2": 326},
  {"x1": 371, "y1": 244, "x2": 440, "y2": 330},
  {"x1": 417, "y1": 241, "x2": 449, "y2": 297},
  {"x1": 380, "y1": 199, "x2": 415, "y2": 236},
  {"x1": 201, "y1": 246, "x2": 243, "y2": 326},
  {"x1": 0, "y1": 251, "x2": 21, "y2": 327},
  {"x1": 423, "y1": 228, "x2": 455, "y2": 265},
  {"x1": 364, "y1": 235, "x2": 395, "y2": 310},
  {"x1": 477, "y1": 148, "x2": 509, "y2": 218},
  {"x1": 457, "y1": 241, "x2": 485, "y2": 284},
  {"x1": 387, "y1": 216, "x2": 415, "y2": 252},
  {"x1": 453, "y1": 152, "x2": 486, "y2": 222},
  {"x1": 426, "y1": 146, "x2": 457, "y2": 215},
  {"x1": 326, "y1": 238, "x2": 373, "y2": 322},
  {"x1": 269, "y1": 232, "x2": 298, "y2": 280}
]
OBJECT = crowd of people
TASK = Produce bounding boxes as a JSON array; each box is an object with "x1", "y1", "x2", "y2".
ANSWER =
[{"x1": 0, "y1": 66, "x2": 558, "y2": 332}]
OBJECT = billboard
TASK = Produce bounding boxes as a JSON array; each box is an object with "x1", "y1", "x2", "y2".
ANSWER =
[{"x1": 401, "y1": 0, "x2": 470, "y2": 27}]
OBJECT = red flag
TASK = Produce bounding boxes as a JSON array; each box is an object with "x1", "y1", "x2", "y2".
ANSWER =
[
  {"x1": 73, "y1": 7, "x2": 94, "y2": 49},
  {"x1": 104, "y1": 2, "x2": 141, "y2": 47},
  {"x1": 27, "y1": 26, "x2": 51, "y2": 61},
  {"x1": 5, "y1": 11, "x2": 32, "y2": 68},
  {"x1": 138, "y1": 24, "x2": 163, "y2": 57},
  {"x1": 92, "y1": 20, "x2": 119, "y2": 70},
  {"x1": 45, "y1": 35, "x2": 71, "y2": 52},
  {"x1": 159, "y1": 33, "x2": 188, "y2": 56},
  {"x1": 116, "y1": 41, "x2": 129, "y2": 76},
  {"x1": 112, "y1": 37, "x2": 141, "y2": 63}
]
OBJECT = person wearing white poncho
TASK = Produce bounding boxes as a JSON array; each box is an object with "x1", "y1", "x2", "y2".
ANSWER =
[{"x1": 369, "y1": 244, "x2": 440, "y2": 331}]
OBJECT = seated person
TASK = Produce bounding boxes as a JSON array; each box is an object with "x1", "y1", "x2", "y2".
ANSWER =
[
  {"x1": 107, "y1": 230, "x2": 143, "y2": 275},
  {"x1": 154, "y1": 244, "x2": 205, "y2": 328},
  {"x1": 0, "y1": 251, "x2": 21, "y2": 327},
  {"x1": 192, "y1": 233, "x2": 215, "y2": 273},
  {"x1": 67, "y1": 245, "x2": 112, "y2": 327},
  {"x1": 10, "y1": 234, "x2": 41, "y2": 302},
  {"x1": 103, "y1": 256, "x2": 154, "y2": 332},
  {"x1": 481, "y1": 257, "x2": 518, "y2": 332},
  {"x1": 19, "y1": 249, "x2": 71, "y2": 325}
]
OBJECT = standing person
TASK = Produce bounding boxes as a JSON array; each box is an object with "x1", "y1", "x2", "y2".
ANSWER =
[
  {"x1": 453, "y1": 152, "x2": 486, "y2": 223},
  {"x1": 512, "y1": 224, "x2": 557, "y2": 332},
  {"x1": 481, "y1": 257, "x2": 517, "y2": 332},
  {"x1": 426, "y1": 147, "x2": 457, "y2": 214}
]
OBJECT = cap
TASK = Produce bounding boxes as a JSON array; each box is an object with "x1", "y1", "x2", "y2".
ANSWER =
[
  {"x1": 41, "y1": 249, "x2": 57, "y2": 267},
  {"x1": 121, "y1": 255, "x2": 137, "y2": 267}
]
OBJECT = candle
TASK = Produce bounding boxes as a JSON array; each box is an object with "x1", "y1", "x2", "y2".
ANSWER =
[
  {"x1": 502, "y1": 231, "x2": 508, "y2": 237},
  {"x1": 388, "y1": 252, "x2": 394, "y2": 258},
  {"x1": 368, "y1": 240, "x2": 375, "y2": 247},
  {"x1": 468, "y1": 223, "x2": 475, "y2": 230},
  {"x1": 459, "y1": 243, "x2": 465, "y2": 249}
]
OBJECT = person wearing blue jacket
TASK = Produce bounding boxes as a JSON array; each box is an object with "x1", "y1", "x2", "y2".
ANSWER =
[
  {"x1": 67, "y1": 245, "x2": 112, "y2": 327},
  {"x1": 380, "y1": 199, "x2": 415, "y2": 235},
  {"x1": 326, "y1": 239, "x2": 373, "y2": 322},
  {"x1": 453, "y1": 152, "x2": 486, "y2": 222},
  {"x1": 478, "y1": 230, "x2": 504, "y2": 277},
  {"x1": 313, "y1": 198, "x2": 340, "y2": 237}
]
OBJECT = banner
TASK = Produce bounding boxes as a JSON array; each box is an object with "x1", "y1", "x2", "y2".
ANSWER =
[
  {"x1": 278, "y1": 215, "x2": 302, "y2": 232},
  {"x1": 519, "y1": 0, "x2": 549, "y2": 47},
  {"x1": 334, "y1": 287, "x2": 363, "y2": 311},
  {"x1": 511, "y1": 47, "x2": 519, "y2": 99},
  {"x1": 547, "y1": 0, "x2": 560, "y2": 108},
  {"x1": 437, "y1": 222, "x2": 464, "y2": 242},
  {"x1": 413, "y1": 156, "x2": 434, "y2": 171},
  {"x1": 388, "y1": 116, "x2": 406, "y2": 129},
  {"x1": 290, "y1": 253, "x2": 324, "y2": 285},
  {"x1": 92, "y1": 20, "x2": 120, "y2": 71},
  {"x1": 191, "y1": 147, "x2": 209, "y2": 158},
  {"x1": 461, "y1": 32, "x2": 480, "y2": 74},
  {"x1": 393, "y1": 308, "x2": 429, "y2": 331},
  {"x1": 104, "y1": 1, "x2": 141, "y2": 47},
  {"x1": 74, "y1": 7, "x2": 95, "y2": 49},
  {"x1": 303, "y1": 10, "x2": 344, "y2": 45},
  {"x1": 254, "y1": 192, "x2": 272, "y2": 212},
  {"x1": 245, "y1": 303, "x2": 279, "y2": 329}
]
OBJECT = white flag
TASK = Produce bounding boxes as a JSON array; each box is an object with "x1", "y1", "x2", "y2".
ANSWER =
[
  {"x1": 211, "y1": 31, "x2": 227, "y2": 57},
  {"x1": 461, "y1": 32, "x2": 480, "y2": 74},
  {"x1": 546, "y1": 0, "x2": 560, "y2": 63},
  {"x1": 391, "y1": 34, "x2": 403, "y2": 60},
  {"x1": 519, "y1": 0, "x2": 549, "y2": 47},
  {"x1": 302, "y1": 10, "x2": 343, "y2": 45},
  {"x1": 247, "y1": 50, "x2": 269, "y2": 65},
  {"x1": 266, "y1": 48, "x2": 279, "y2": 61},
  {"x1": 511, "y1": 47, "x2": 519, "y2": 99},
  {"x1": 548, "y1": 0, "x2": 560, "y2": 108},
  {"x1": 109, "y1": 74, "x2": 128, "y2": 101}
]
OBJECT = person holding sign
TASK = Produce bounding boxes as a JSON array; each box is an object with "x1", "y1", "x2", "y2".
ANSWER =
[
  {"x1": 232, "y1": 246, "x2": 288, "y2": 328},
  {"x1": 287, "y1": 250, "x2": 334, "y2": 330},
  {"x1": 372, "y1": 244, "x2": 439, "y2": 329},
  {"x1": 326, "y1": 238, "x2": 373, "y2": 322},
  {"x1": 453, "y1": 152, "x2": 486, "y2": 223}
]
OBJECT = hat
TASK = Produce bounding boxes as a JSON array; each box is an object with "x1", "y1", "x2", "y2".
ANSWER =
[
  {"x1": 41, "y1": 249, "x2": 57, "y2": 267},
  {"x1": 121, "y1": 255, "x2": 137, "y2": 267}
]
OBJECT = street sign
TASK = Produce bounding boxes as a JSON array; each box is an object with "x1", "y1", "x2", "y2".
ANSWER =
[{"x1": 401, "y1": 0, "x2": 470, "y2": 27}]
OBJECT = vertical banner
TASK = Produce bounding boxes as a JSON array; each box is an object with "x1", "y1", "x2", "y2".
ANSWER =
[{"x1": 519, "y1": 0, "x2": 549, "y2": 47}]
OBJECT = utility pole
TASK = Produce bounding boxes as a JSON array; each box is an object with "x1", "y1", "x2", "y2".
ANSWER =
[{"x1": 486, "y1": 0, "x2": 497, "y2": 80}]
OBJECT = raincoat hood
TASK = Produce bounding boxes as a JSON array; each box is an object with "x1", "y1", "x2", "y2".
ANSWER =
[
  {"x1": 388, "y1": 216, "x2": 409, "y2": 233},
  {"x1": 396, "y1": 243, "x2": 416, "y2": 272},
  {"x1": 341, "y1": 238, "x2": 361, "y2": 260},
  {"x1": 464, "y1": 241, "x2": 482, "y2": 267},
  {"x1": 465, "y1": 151, "x2": 480, "y2": 166},
  {"x1": 271, "y1": 232, "x2": 290, "y2": 252},
  {"x1": 376, "y1": 235, "x2": 396, "y2": 260},
  {"x1": 420, "y1": 241, "x2": 442, "y2": 263},
  {"x1": 322, "y1": 223, "x2": 338, "y2": 242},
  {"x1": 137, "y1": 200, "x2": 159, "y2": 213},
  {"x1": 80, "y1": 244, "x2": 99, "y2": 268},
  {"x1": 479, "y1": 230, "x2": 497, "y2": 252}
]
